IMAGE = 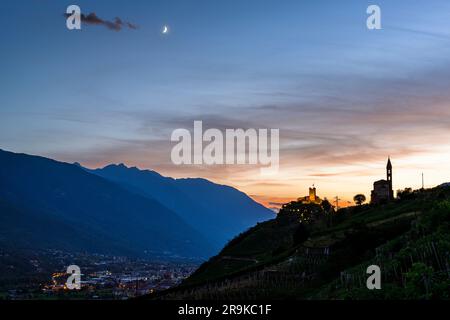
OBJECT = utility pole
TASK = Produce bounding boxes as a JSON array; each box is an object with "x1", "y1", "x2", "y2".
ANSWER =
[
  {"x1": 422, "y1": 172, "x2": 424, "y2": 190},
  {"x1": 334, "y1": 196, "x2": 341, "y2": 211}
]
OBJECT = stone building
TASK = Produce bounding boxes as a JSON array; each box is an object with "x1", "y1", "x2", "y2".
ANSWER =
[
  {"x1": 370, "y1": 158, "x2": 394, "y2": 204},
  {"x1": 297, "y1": 186, "x2": 322, "y2": 205}
]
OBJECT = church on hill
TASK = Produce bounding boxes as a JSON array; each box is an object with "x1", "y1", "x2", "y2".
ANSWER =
[{"x1": 370, "y1": 158, "x2": 394, "y2": 204}]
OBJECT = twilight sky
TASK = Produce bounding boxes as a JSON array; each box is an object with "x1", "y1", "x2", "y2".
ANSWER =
[{"x1": 1, "y1": 0, "x2": 450, "y2": 209}]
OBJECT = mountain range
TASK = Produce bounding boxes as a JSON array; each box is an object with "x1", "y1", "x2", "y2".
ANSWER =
[
  {"x1": 0, "y1": 149, "x2": 272, "y2": 259},
  {"x1": 86, "y1": 163, "x2": 271, "y2": 250}
]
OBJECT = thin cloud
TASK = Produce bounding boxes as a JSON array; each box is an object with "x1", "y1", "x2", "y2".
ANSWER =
[
  {"x1": 268, "y1": 202, "x2": 286, "y2": 206},
  {"x1": 388, "y1": 25, "x2": 450, "y2": 41}
]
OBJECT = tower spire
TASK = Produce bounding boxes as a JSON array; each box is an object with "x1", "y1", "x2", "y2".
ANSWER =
[{"x1": 386, "y1": 157, "x2": 393, "y2": 200}]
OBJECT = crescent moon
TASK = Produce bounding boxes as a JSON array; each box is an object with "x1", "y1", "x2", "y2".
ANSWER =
[{"x1": 162, "y1": 25, "x2": 169, "y2": 34}]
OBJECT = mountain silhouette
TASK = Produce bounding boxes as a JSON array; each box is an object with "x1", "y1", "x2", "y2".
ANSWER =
[
  {"x1": 0, "y1": 149, "x2": 213, "y2": 259},
  {"x1": 87, "y1": 164, "x2": 273, "y2": 251}
]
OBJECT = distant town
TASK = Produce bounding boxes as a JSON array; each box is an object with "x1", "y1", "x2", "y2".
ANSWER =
[{"x1": 0, "y1": 249, "x2": 199, "y2": 300}]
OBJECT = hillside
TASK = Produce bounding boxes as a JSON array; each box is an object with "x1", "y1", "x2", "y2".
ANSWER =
[
  {"x1": 0, "y1": 149, "x2": 213, "y2": 259},
  {"x1": 150, "y1": 187, "x2": 450, "y2": 299},
  {"x1": 87, "y1": 164, "x2": 273, "y2": 250}
]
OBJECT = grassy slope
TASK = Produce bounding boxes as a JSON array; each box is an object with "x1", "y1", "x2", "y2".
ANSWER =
[
  {"x1": 152, "y1": 187, "x2": 450, "y2": 300},
  {"x1": 183, "y1": 213, "x2": 302, "y2": 286}
]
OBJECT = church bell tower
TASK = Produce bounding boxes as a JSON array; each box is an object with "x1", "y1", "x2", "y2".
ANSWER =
[{"x1": 386, "y1": 157, "x2": 393, "y2": 200}]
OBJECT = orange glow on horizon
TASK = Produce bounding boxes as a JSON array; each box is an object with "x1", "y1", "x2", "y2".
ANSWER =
[{"x1": 50, "y1": 143, "x2": 450, "y2": 211}]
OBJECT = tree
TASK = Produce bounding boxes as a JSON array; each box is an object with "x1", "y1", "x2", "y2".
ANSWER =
[
  {"x1": 353, "y1": 194, "x2": 366, "y2": 206},
  {"x1": 321, "y1": 199, "x2": 335, "y2": 227},
  {"x1": 397, "y1": 188, "x2": 413, "y2": 200},
  {"x1": 321, "y1": 199, "x2": 333, "y2": 213}
]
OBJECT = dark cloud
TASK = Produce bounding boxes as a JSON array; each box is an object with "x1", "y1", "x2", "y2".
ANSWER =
[{"x1": 64, "y1": 12, "x2": 138, "y2": 31}]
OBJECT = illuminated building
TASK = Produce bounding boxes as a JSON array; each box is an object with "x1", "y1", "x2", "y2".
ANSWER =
[{"x1": 297, "y1": 186, "x2": 323, "y2": 205}]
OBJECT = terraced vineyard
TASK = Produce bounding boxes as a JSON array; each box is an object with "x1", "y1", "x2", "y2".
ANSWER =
[{"x1": 150, "y1": 186, "x2": 450, "y2": 300}]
